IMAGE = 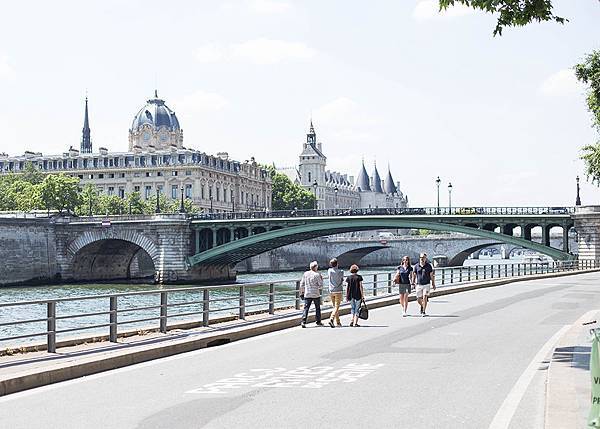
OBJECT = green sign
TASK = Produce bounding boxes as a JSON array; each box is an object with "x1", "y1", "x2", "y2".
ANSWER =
[{"x1": 589, "y1": 332, "x2": 600, "y2": 427}]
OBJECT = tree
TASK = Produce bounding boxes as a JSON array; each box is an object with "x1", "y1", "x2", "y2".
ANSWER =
[
  {"x1": 439, "y1": 0, "x2": 567, "y2": 36},
  {"x1": 576, "y1": 50, "x2": 600, "y2": 185},
  {"x1": 22, "y1": 162, "x2": 44, "y2": 185},
  {"x1": 39, "y1": 174, "x2": 81, "y2": 214},
  {"x1": 268, "y1": 167, "x2": 316, "y2": 210},
  {"x1": 126, "y1": 192, "x2": 146, "y2": 215}
]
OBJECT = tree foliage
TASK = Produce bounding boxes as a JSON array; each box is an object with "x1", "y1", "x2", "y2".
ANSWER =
[
  {"x1": 439, "y1": 0, "x2": 567, "y2": 36},
  {"x1": 268, "y1": 167, "x2": 316, "y2": 210},
  {"x1": 575, "y1": 50, "x2": 600, "y2": 185}
]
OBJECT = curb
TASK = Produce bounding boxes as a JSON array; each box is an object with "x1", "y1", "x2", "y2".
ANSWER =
[{"x1": 1, "y1": 268, "x2": 598, "y2": 397}]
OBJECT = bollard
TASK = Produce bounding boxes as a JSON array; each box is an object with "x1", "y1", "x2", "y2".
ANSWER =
[
  {"x1": 109, "y1": 296, "x2": 118, "y2": 343},
  {"x1": 203, "y1": 289, "x2": 210, "y2": 327},
  {"x1": 160, "y1": 292, "x2": 168, "y2": 333},
  {"x1": 47, "y1": 301, "x2": 56, "y2": 353},
  {"x1": 268, "y1": 283, "x2": 275, "y2": 314}
]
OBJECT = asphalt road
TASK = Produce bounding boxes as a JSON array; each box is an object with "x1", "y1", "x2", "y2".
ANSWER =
[{"x1": 2, "y1": 272, "x2": 600, "y2": 429}]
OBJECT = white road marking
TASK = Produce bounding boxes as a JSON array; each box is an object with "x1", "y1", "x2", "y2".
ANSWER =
[{"x1": 488, "y1": 324, "x2": 570, "y2": 429}]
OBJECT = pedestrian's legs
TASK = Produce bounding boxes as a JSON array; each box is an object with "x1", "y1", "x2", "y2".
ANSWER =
[
  {"x1": 422, "y1": 293, "x2": 428, "y2": 313},
  {"x1": 302, "y1": 298, "x2": 313, "y2": 324},
  {"x1": 330, "y1": 293, "x2": 341, "y2": 324},
  {"x1": 315, "y1": 298, "x2": 321, "y2": 323}
]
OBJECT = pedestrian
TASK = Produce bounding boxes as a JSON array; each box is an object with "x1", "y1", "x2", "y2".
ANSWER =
[
  {"x1": 299, "y1": 261, "x2": 324, "y2": 328},
  {"x1": 394, "y1": 256, "x2": 413, "y2": 317},
  {"x1": 327, "y1": 258, "x2": 344, "y2": 328},
  {"x1": 412, "y1": 252, "x2": 435, "y2": 317},
  {"x1": 346, "y1": 264, "x2": 364, "y2": 327}
]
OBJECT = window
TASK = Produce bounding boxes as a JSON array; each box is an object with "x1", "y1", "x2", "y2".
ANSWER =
[
  {"x1": 98, "y1": 173, "x2": 104, "y2": 179},
  {"x1": 201, "y1": 184, "x2": 205, "y2": 199},
  {"x1": 157, "y1": 171, "x2": 163, "y2": 177},
  {"x1": 185, "y1": 170, "x2": 191, "y2": 176},
  {"x1": 119, "y1": 173, "x2": 125, "y2": 178},
  {"x1": 118, "y1": 188, "x2": 125, "y2": 198},
  {"x1": 146, "y1": 172, "x2": 152, "y2": 177},
  {"x1": 78, "y1": 174, "x2": 83, "y2": 179},
  {"x1": 157, "y1": 185, "x2": 163, "y2": 194},
  {"x1": 145, "y1": 185, "x2": 152, "y2": 200},
  {"x1": 134, "y1": 172, "x2": 140, "y2": 177},
  {"x1": 107, "y1": 187, "x2": 114, "y2": 196},
  {"x1": 134, "y1": 185, "x2": 140, "y2": 193},
  {"x1": 109, "y1": 173, "x2": 115, "y2": 179},
  {"x1": 216, "y1": 187, "x2": 220, "y2": 202},
  {"x1": 172, "y1": 171, "x2": 178, "y2": 176},
  {"x1": 171, "y1": 185, "x2": 178, "y2": 199},
  {"x1": 185, "y1": 184, "x2": 192, "y2": 198},
  {"x1": 308, "y1": 172, "x2": 311, "y2": 182}
]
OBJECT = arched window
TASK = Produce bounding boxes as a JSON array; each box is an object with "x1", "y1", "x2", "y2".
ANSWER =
[{"x1": 308, "y1": 172, "x2": 311, "y2": 182}]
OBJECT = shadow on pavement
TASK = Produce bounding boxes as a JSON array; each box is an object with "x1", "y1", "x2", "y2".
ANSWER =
[{"x1": 552, "y1": 345, "x2": 591, "y2": 371}]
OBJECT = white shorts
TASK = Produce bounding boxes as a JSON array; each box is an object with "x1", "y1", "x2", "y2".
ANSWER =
[{"x1": 416, "y1": 284, "x2": 431, "y2": 298}]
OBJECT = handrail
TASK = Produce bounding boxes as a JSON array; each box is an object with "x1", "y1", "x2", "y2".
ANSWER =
[{"x1": 0, "y1": 259, "x2": 596, "y2": 353}]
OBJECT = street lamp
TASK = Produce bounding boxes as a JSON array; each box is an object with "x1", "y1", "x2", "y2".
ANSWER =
[
  {"x1": 334, "y1": 186, "x2": 338, "y2": 209},
  {"x1": 576, "y1": 176, "x2": 581, "y2": 206},
  {"x1": 312, "y1": 181, "x2": 318, "y2": 210},
  {"x1": 435, "y1": 176, "x2": 441, "y2": 214},
  {"x1": 179, "y1": 186, "x2": 185, "y2": 213},
  {"x1": 448, "y1": 182, "x2": 453, "y2": 212},
  {"x1": 129, "y1": 200, "x2": 132, "y2": 215},
  {"x1": 155, "y1": 188, "x2": 160, "y2": 213},
  {"x1": 88, "y1": 193, "x2": 93, "y2": 217}
]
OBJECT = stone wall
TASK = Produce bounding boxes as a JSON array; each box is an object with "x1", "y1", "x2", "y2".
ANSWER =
[{"x1": 0, "y1": 218, "x2": 59, "y2": 285}]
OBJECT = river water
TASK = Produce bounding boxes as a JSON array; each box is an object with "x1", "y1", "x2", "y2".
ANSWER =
[{"x1": 0, "y1": 257, "x2": 525, "y2": 348}]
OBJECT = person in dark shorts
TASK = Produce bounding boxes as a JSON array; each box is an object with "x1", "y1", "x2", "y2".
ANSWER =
[
  {"x1": 394, "y1": 256, "x2": 413, "y2": 317},
  {"x1": 345, "y1": 264, "x2": 364, "y2": 327},
  {"x1": 412, "y1": 252, "x2": 435, "y2": 317}
]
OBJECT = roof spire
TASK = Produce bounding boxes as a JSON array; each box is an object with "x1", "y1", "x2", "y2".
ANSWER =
[
  {"x1": 80, "y1": 96, "x2": 92, "y2": 154},
  {"x1": 384, "y1": 164, "x2": 397, "y2": 195},
  {"x1": 154, "y1": 89, "x2": 158, "y2": 98}
]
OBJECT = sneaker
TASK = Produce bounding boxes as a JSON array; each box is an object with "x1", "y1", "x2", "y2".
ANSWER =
[
  {"x1": 422, "y1": 313, "x2": 428, "y2": 317},
  {"x1": 402, "y1": 312, "x2": 407, "y2": 317},
  {"x1": 354, "y1": 323, "x2": 360, "y2": 327},
  {"x1": 316, "y1": 322, "x2": 324, "y2": 326},
  {"x1": 328, "y1": 320, "x2": 335, "y2": 328},
  {"x1": 349, "y1": 321, "x2": 354, "y2": 327},
  {"x1": 301, "y1": 322, "x2": 306, "y2": 328}
]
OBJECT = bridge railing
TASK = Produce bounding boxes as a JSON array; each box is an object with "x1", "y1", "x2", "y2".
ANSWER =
[
  {"x1": 190, "y1": 206, "x2": 575, "y2": 221},
  {"x1": 0, "y1": 259, "x2": 596, "y2": 353}
]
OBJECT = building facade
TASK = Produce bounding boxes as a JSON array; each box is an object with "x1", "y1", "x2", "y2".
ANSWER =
[
  {"x1": 0, "y1": 92, "x2": 272, "y2": 213},
  {"x1": 290, "y1": 122, "x2": 408, "y2": 210}
]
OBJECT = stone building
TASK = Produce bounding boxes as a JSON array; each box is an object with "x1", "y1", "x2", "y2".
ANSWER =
[
  {"x1": 288, "y1": 122, "x2": 408, "y2": 209},
  {"x1": 0, "y1": 92, "x2": 272, "y2": 213}
]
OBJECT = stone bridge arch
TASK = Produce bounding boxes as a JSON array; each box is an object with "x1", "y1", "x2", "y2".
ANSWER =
[{"x1": 67, "y1": 229, "x2": 160, "y2": 281}]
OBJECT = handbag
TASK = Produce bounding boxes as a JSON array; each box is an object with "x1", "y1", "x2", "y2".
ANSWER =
[{"x1": 358, "y1": 298, "x2": 369, "y2": 320}]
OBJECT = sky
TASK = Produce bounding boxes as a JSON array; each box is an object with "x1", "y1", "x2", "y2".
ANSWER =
[{"x1": 0, "y1": 0, "x2": 599, "y2": 207}]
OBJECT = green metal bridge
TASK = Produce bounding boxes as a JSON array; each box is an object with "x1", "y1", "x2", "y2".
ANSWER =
[{"x1": 186, "y1": 207, "x2": 575, "y2": 267}]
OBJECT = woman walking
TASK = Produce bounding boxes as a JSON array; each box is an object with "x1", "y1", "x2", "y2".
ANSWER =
[
  {"x1": 346, "y1": 264, "x2": 364, "y2": 327},
  {"x1": 395, "y1": 256, "x2": 413, "y2": 317}
]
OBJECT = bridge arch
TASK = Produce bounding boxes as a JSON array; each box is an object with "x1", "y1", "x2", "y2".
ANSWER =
[
  {"x1": 188, "y1": 217, "x2": 573, "y2": 267},
  {"x1": 68, "y1": 230, "x2": 159, "y2": 281},
  {"x1": 335, "y1": 245, "x2": 389, "y2": 268}
]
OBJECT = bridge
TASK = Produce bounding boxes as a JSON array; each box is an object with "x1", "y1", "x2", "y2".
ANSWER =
[
  {"x1": 187, "y1": 206, "x2": 576, "y2": 267},
  {"x1": 6, "y1": 206, "x2": 598, "y2": 285}
]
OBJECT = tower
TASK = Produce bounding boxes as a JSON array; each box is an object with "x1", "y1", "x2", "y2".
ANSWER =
[
  {"x1": 298, "y1": 120, "x2": 327, "y2": 207},
  {"x1": 80, "y1": 97, "x2": 92, "y2": 154}
]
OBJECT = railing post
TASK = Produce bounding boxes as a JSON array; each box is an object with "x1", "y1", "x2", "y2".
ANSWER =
[
  {"x1": 483, "y1": 265, "x2": 487, "y2": 279},
  {"x1": 268, "y1": 283, "x2": 275, "y2": 314},
  {"x1": 468, "y1": 266, "x2": 471, "y2": 281},
  {"x1": 504, "y1": 264, "x2": 508, "y2": 277},
  {"x1": 511, "y1": 264, "x2": 514, "y2": 277},
  {"x1": 160, "y1": 292, "x2": 168, "y2": 333},
  {"x1": 295, "y1": 280, "x2": 301, "y2": 310},
  {"x1": 109, "y1": 296, "x2": 117, "y2": 343},
  {"x1": 450, "y1": 268, "x2": 453, "y2": 284},
  {"x1": 47, "y1": 301, "x2": 56, "y2": 353},
  {"x1": 239, "y1": 285, "x2": 246, "y2": 320},
  {"x1": 490, "y1": 265, "x2": 494, "y2": 278},
  {"x1": 373, "y1": 274, "x2": 378, "y2": 296},
  {"x1": 387, "y1": 273, "x2": 392, "y2": 294},
  {"x1": 203, "y1": 288, "x2": 210, "y2": 327},
  {"x1": 476, "y1": 266, "x2": 479, "y2": 280},
  {"x1": 518, "y1": 263, "x2": 521, "y2": 276},
  {"x1": 459, "y1": 267, "x2": 463, "y2": 283}
]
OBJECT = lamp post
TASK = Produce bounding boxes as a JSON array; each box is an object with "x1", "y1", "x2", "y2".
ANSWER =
[
  {"x1": 334, "y1": 186, "x2": 338, "y2": 209},
  {"x1": 155, "y1": 188, "x2": 160, "y2": 213},
  {"x1": 88, "y1": 193, "x2": 93, "y2": 217},
  {"x1": 128, "y1": 200, "x2": 132, "y2": 215},
  {"x1": 435, "y1": 176, "x2": 441, "y2": 214},
  {"x1": 312, "y1": 181, "x2": 318, "y2": 210},
  {"x1": 209, "y1": 194, "x2": 213, "y2": 213},
  {"x1": 448, "y1": 182, "x2": 453, "y2": 212},
  {"x1": 179, "y1": 186, "x2": 185, "y2": 213},
  {"x1": 576, "y1": 175, "x2": 581, "y2": 206}
]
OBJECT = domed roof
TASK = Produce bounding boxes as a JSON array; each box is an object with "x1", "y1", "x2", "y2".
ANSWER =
[{"x1": 131, "y1": 91, "x2": 180, "y2": 131}]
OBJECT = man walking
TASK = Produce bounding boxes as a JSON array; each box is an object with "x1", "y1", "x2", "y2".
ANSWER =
[
  {"x1": 413, "y1": 252, "x2": 435, "y2": 316},
  {"x1": 327, "y1": 258, "x2": 344, "y2": 327},
  {"x1": 300, "y1": 261, "x2": 324, "y2": 328}
]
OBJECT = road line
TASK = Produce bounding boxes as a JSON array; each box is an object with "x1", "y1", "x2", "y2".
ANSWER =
[{"x1": 488, "y1": 324, "x2": 570, "y2": 429}]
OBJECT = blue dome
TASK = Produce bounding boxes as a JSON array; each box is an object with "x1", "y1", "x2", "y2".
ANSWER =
[{"x1": 131, "y1": 93, "x2": 180, "y2": 131}]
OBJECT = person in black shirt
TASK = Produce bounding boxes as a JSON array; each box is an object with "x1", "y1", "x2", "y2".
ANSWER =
[
  {"x1": 394, "y1": 256, "x2": 413, "y2": 317},
  {"x1": 345, "y1": 264, "x2": 364, "y2": 327},
  {"x1": 412, "y1": 252, "x2": 435, "y2": 316}
]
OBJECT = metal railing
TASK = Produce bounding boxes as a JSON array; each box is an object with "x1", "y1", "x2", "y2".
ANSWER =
[
  {"x1": 191, "y1": 206, "x2": 575, "y2": 221},
  {"x1": 0, "y1": 260, "x2": 596, "y2": 353}
]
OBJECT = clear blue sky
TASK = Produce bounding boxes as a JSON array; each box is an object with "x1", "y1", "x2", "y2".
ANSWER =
[{"x1": 0, "y1": 0, "x2": 598, "y2": 207}]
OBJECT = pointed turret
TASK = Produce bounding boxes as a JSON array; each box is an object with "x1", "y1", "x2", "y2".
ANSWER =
[
  {"x1": 307, "y1": 120, "x2": 316, "y2": 146},
  {"x1": 80, "y1": 97, "x2": 92, "y2": 154},
  {"x1": 384, "y1": 166, "x2": 397, "y2": 194},
  {"x1": 372, "y1": 162, "x2": 383, "y2": 193},
  {"x1": 355, "y1": 160, "x2": 371, "y2": 192}
]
